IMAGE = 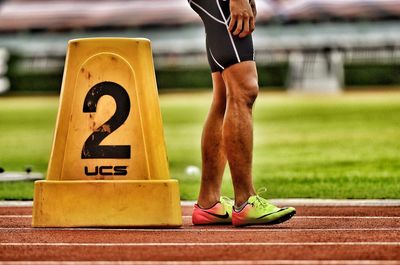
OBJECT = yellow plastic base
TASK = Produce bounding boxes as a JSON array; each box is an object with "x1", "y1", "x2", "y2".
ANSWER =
[{"x1": 32, "y1": 180, "x2": 182, "y2": 227}]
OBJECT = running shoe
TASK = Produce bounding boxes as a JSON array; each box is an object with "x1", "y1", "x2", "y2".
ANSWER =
[
  {"x1": 232, "y1": 195, "x2": 296, "y2": 227},
  {"x1": 192, "y1": 196, "x2": 233, "y2": 225}
]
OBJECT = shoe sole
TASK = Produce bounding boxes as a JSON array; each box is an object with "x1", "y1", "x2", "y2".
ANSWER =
[
  {"x1": 267, "y1": 210, "x2": 296, "y2": 225},
  {"x1": 192, "y1": 221, "x2": 232, "y2": 226},
  {"x1": 233, "y1": 210, "x2": 296, "y2": 227}
]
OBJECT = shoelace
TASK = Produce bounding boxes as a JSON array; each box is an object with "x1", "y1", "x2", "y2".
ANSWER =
[{"x1": 254, "y1": 187, "x2": 269, "y2": 208}]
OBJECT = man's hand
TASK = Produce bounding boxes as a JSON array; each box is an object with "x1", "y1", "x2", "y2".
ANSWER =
[
  {"x1": 228, "y1": 0, "x2": 256, "y2": 38},
  {"x1": 249, "y1": 0, "x2": 257, "y2": 18}
]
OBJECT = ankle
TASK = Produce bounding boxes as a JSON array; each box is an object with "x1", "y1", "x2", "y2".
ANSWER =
[
  {"x1": 234, "y1": 198, "x2": 248, "y2": 208},
  {"x1": 234, "y1": 200, "x2": 248, "y2": 212},
  {"x1": 197, "y1": 196, "x2": 220, "y2": 209},
  {"x1": 234, "y1": 191, "x2": 256, "y2": 207}
]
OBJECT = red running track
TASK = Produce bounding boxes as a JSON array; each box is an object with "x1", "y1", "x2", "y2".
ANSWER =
[{"x1": 0, "y1": 204, "x2": 399, "y2": 264}]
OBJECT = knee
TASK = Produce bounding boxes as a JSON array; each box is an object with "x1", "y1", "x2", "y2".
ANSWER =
[
  {"x1": 228, "y1": 79, "x2": 259, "y2": 109},
  {"x1": 243, "y1": 80, "x2": 259, "y2": 108}
]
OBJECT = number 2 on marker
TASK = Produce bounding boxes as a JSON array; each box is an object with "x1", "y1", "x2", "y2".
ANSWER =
[{"x1": 81, "y1": 81, "x2": 131, "y2": 159}]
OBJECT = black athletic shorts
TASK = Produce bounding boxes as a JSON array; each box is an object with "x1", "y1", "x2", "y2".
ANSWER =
[{"x1": 188, "y1": 0, "x2": 255, "y2": 72}]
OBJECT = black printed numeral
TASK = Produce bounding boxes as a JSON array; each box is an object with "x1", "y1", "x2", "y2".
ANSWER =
[{"x1": 81, "y1": 81, "x2": 131, "y2": 159}]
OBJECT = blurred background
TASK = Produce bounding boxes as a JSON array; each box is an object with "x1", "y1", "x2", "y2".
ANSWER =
[
  {"x1": 1, "y1": 0, "x2": 400, "y2": 92},
  {"x1": 0, "y1": 0, "x2": 399, "y2": 200}
]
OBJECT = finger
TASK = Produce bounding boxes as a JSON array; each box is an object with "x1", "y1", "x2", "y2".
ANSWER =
[
  {"x1": 233, "y1": 16, "x2": 243, "y2": 35},
  {"x1": 251, "y1": 3, "x2": 257, "y2": 18},
  {"x1": 228, "y1": 14, "x2": 237, "y2": 32},
  {"x1": 249, "y1": 16, "x2": 255, "y2": 33},
  {"x1": 239, "y1": 16, "x2": 250, "y2": 38}
]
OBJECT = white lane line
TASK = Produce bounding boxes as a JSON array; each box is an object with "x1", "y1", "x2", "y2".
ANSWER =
[
  {"x1": 1, "y1": 215, "x2": 400, "y2": 219},
  {"x1": 183, "y1": 199, "x2": 400, "y2": 207},
  {"x1": 294, "y1": 216, "x2": 400, "y2": 219},
  {"x1": 2, "y1": 199, "x2": 400, "y2": 207},
  {"x1": 1, "y1": 242, "x2": 400, "y2": 247},
  {"x1": 181, "y1": 200, "x2": 400, "y2": 207},
  {"x1": 269, "y1": 199, "x2": 400, "y2": 207},
  {"x1": 0, "y1": 201, "x2": 33, "y2": 207},
  {"x1": 0, "y1": 215, "x2": 31, "y2": 218},
  {"x1": 2, "y1": 261, "x2": 400, "y2": 265},
  {"x1": 1, "y1": 228, "x2": 400, "y2": 232}
]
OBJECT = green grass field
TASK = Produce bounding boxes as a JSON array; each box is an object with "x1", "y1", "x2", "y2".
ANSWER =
[{"x1": 1, "y1": 91, "x2": 400, "y2": 200}]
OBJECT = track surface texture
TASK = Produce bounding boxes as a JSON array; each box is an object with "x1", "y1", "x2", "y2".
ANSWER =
[{"x1": 0, "y1": 202, "x2": 399, "y2": 265}]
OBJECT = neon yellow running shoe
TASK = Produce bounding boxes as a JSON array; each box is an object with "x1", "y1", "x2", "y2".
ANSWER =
[
  {"x1": 192, "y1": 196, "x2": 233, "y2": 225},
  {"x1": 232, "y1": 195, "x2": 296, "y2": 227}
]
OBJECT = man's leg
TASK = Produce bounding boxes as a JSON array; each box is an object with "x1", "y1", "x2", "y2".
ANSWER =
[
  {"x1": 221, "y1": 61, "x2": 258, "y2": 207},
  {"x1": 197, "y1": 72, "x2": 228, "y2": 208}
]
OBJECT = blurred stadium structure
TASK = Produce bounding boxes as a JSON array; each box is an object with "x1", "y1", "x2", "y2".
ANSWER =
[
  {"x1": 0, "y1": 0, "x2": 400, "y2": 93},
  {"x1": 0, "y1": 48, "x2": 9, "y2": 93}
]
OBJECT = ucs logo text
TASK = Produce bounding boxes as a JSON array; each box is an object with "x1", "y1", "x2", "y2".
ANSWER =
[{"x1": 84, "y1": 166, "x2": 128, "y2": 176}]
